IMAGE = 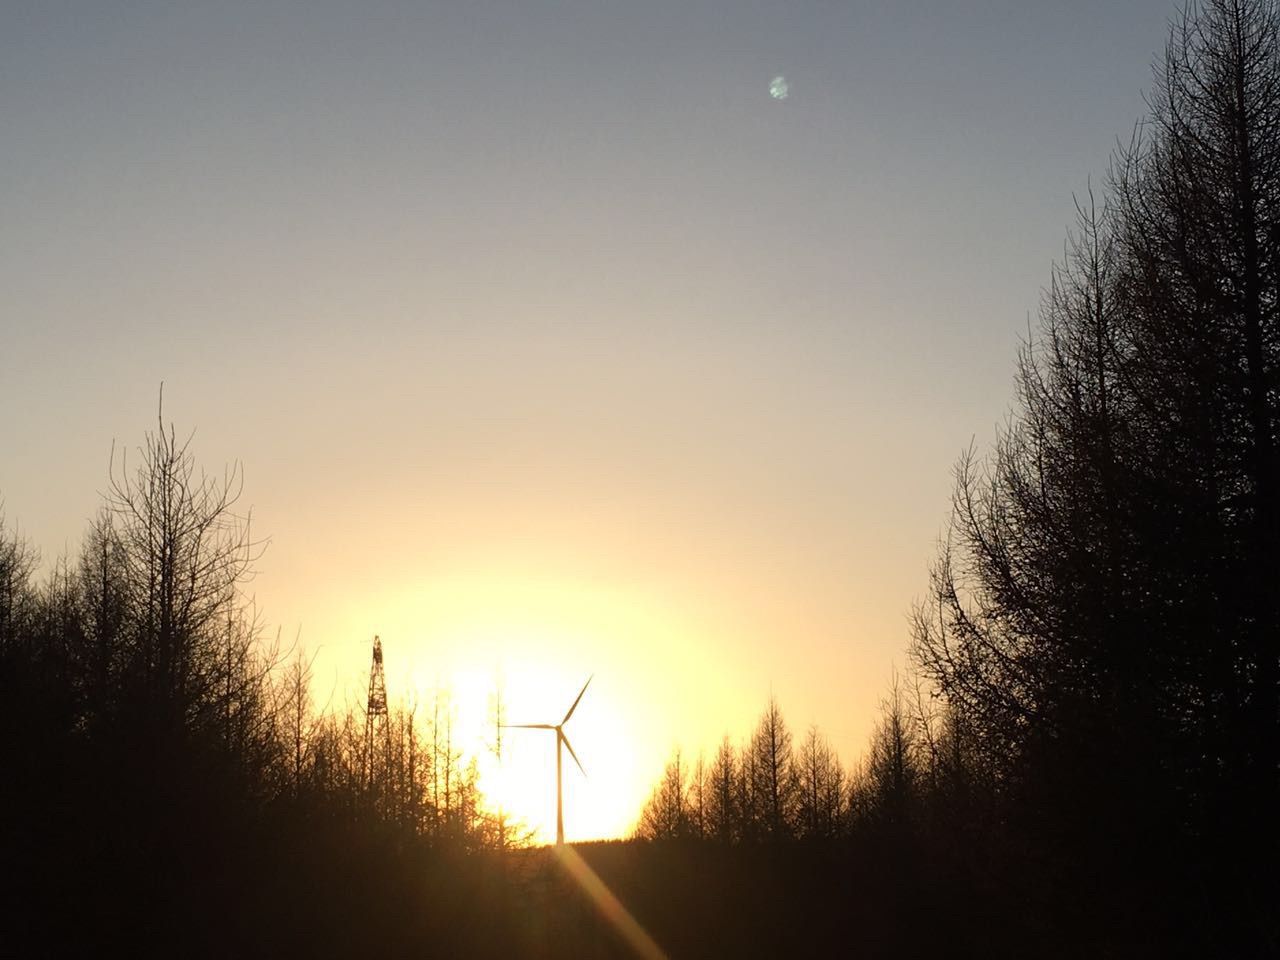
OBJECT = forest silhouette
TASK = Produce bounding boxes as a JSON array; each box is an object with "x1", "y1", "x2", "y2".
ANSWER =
[{"x1": 4, "y1": 1, "x2": 1280, "y2": 955}]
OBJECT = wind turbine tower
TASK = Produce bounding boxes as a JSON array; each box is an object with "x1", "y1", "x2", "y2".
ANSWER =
[{"x1": 503, "y1": 675, "x2": 592, "y2": 845}]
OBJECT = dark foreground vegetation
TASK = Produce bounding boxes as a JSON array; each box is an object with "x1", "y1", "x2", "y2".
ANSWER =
[
  {"x1": 4, "y1": 1, "x2": 1280, "y2": 955},
  {"x1": 637, "y1": 2, "x2": 1280, "y2": 954}
]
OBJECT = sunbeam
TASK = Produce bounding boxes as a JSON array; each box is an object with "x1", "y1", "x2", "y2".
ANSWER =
[{"x1": 555, "y1": 845, "x2": 669, "y2": 960}]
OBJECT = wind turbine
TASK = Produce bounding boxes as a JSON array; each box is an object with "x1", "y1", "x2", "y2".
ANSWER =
[{"x1": 502, "y1": 675, "x2": 592, "y2": 845}]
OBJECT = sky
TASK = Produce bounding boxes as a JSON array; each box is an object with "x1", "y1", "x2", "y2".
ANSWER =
[{"x1": 2, "y1": 0, "x2": 1177, "y2": 840}]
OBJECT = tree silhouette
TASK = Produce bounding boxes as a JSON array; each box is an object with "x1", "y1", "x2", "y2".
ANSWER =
[
  {"x1": 794, "y1": 724, "x2": 845, "y2": 841},
  {"x1": 1113, "y1": 0, "x2": 1280, "y2": 881},
  {"x1": 73, "y1": 509, "x2": 129, "y2": 734},
  {"x1": 705, "y1": 736, "x2": 739, "y2": 842},
  {"x1": 103, "y1": 395, "x2": 270, "y2": 758},
  {"x1": 908, "y1": 1, "x2": 1280, "y2": 947},
  {"x1": 0, "y1": 509, "x2": 38, "y2": 656},
  {"x1": 637, "y1": 747, "x2": 692, "y2": 840},
  {"x1": 746, "y1": 697, "x2": 798, "y2": 840}
]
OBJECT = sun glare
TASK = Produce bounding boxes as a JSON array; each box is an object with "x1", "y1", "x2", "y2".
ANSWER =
[
  {"x1": 395, "y1": 647, "x2": 641, "y2": 844},
  {"x1": 301, "y1": 569, "x2": 734, "y2": 844}
]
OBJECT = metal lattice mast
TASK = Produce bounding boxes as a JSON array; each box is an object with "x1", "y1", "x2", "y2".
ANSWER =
[{"x1": 364, "y1": 635, "x2": 390, "y2": 790}]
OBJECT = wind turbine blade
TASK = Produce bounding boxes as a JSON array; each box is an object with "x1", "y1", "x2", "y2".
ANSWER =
[
  {"x1": 562, "y1": 674, "x2": 593, "y2": 725},
  {"x1": 560, "y1": 730, "x2": 586, "y2": 777},
  {"x1": 501, "y1": 723, "x2": 555, "y2": 730}
]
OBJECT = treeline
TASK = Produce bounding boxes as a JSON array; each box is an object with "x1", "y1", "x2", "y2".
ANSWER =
[
  {"x1": 631, "y1": 684, "x2": 995, "y2": 955},
  {"x1": 640, "y1": 2, "x2": 1280, "y2": 954},
  {"x1": 0, "y1": 414, "x2": 523, "y2": 956},
  {"x1": 636, "y1": 682, "x2": 997, "y2": 951},
  {"x1": 638, "y1": 680, "x2": 978, "y2": 850},
  {"x1": 637, "y1": 698, "x2": 846, "y2": 843}
]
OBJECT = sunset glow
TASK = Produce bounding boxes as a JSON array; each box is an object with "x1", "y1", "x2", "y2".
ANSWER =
[
  {"x1": 315, "y1": 577, "x2": 738, "y2": 842},
  {"x1": 2, "y1": 0, "x2": 1178, "y2": 846}
]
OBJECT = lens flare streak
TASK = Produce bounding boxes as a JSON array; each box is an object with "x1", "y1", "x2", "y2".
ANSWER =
[{"x1": 555, "y1": 845, "x2": 669, "y2": 960}]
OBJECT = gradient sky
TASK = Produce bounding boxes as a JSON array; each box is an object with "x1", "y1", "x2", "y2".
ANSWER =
[{"x1": 2, "y1": 0, "x2": 1176, "y2": 839}]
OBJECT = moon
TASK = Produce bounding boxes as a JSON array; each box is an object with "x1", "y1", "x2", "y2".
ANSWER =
[{"x1": 769, "y1": 76, "x2": 789, "y2": 101}]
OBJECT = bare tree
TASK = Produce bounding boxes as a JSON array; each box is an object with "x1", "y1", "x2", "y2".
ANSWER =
[
  {"x1": 795, "y1": 724, "x2": 845, "y2": 840},
  {"x1": 865, "y1": 673, "x2": 919, "y2": 832},
  {"x1": 106, "y1": 391, "x2": 269, "y2": 746},
  {"x1": 705, "y1": 736, "x2": 739, "y2": 843},
  {"x1": 636, "y1": 748, "x2": 690, "y2": 840},
  {"x1": 747, "y1": 697, "x2": 798, "y2": 840},
  {"x1": 73, "y1": 509, "x2": 128, "y2": 729},
  {"x1": 277, "y1": 643, "x2": 320, "y2": 797},
  {"x1": 688, "y1": 751, "x2": 707, "y2": 840},
  {"x1": 487, "y1": 676, "x2": 509, "y2": 850},
  {"x1": 0, "y1": 508, "x2": 38, "y2": 657}
]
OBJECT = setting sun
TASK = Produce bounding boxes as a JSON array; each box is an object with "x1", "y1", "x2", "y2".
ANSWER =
[{"x1": 314, "y1": 573, "x2": 727, "y2": 843}]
